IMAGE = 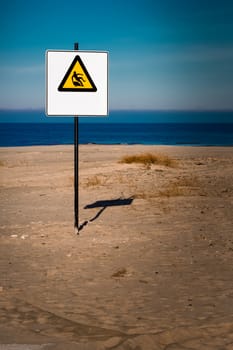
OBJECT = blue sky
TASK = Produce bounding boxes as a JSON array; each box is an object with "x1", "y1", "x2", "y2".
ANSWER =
[{"x1": 0, "y1": 0, "x2": 233, "y2": 113}]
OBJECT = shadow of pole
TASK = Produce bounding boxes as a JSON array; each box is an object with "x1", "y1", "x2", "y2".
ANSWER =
[{"x1": 78, "y1": 197, "x2": 134, "y2": 232}]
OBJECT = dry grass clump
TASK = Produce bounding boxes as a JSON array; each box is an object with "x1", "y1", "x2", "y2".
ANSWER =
[
  {"x1": 111, "y1": 268, "x2": 127, "y2": 278},
  {"x1": 84, "y1": 175, "x2": 107, "y2": 187},
  {"x1": 119, "y1": 153, "x2": 177, "y2": 168}
]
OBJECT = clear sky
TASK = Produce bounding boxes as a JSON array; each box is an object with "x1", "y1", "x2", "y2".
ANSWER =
[{"x1": 1, "y1": 0, "x2": 233, "y2": 112}]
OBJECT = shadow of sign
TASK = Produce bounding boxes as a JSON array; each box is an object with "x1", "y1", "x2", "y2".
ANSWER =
[
  {"x1": 85, "y1": 197, "x2": 134, "y2": 209},
  {"x1": 79, "y1": 197, "x2": 134, "y2": 232}
]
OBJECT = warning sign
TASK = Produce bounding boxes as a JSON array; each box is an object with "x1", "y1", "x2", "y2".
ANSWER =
[
  {"x1": 58, "y1": 55, "x2": 97, "y2": 92},
  {"x1": 46, "y1": 50, "x2": 108, "y2": 116}
]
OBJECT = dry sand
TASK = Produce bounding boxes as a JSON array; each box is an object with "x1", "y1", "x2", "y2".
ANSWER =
[{"x1": 0, "y1": 145, "x2": 233, "y2": 349}]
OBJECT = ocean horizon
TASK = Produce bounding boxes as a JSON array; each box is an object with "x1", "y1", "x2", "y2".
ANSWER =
[{"x1": 0, "y1": 111, "x2": 233, "y2": 147}]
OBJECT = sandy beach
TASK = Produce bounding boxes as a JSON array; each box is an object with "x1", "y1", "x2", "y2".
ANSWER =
[{"x1": 0, "y1": 144, "x2": 233, "y2": 349}]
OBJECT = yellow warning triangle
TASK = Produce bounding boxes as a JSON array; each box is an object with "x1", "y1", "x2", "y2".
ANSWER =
[{"x1": 58, "y1": 55, "x2": 97, "y2": 92}]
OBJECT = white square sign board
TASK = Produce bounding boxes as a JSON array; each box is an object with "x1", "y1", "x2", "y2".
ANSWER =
[{"x1": 46, "y1": 50, "x2": 108, "y2": 116}]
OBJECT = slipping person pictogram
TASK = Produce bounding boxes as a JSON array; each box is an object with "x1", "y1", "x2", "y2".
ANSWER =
[{"x1": 72, "y1": 71, "x2": 86, "y2": 86}]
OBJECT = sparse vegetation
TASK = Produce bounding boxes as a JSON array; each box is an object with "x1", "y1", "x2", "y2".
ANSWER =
[
  {"x1": 158, "y1": 176, "x2": 200, "y2": 197},
  {"x1": 133, "y1": 176, "x2": 200, "y2": 199},
  {"x1": 119, "y1": 153, "x2": 177, "y2": 168},
  {"x1": 111, "y1": 268, "x2": 127, "y2": 278},
  {"x1": 0, "y1": 160, "x2": 5, "y2": 167},
  {"x1": 84, "y1": 175, "x2": 107, "y2": 187},
  {"x1": 134, "y1": 191, "x2": 156, "y2": 200},
  {"x1": 175, "y1": 176, "x2": 199, "y2": 188},
  {"x1": 158, "y1": 183, "x2": 185, "y2": 197}
]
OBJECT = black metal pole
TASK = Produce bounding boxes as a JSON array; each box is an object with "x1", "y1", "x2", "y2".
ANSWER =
[{"x1": 74, "y1": 42, "x2": 79, "y2": 234}]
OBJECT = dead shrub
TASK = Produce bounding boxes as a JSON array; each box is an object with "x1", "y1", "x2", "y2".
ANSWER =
[
  {"x1": 84, "y1": 175, "x2": 107, "y2": 187},
  {"x1": 112, "y1": 268, "x2": 127, "y2": 278},
  {"x1": 119, "y1": 153, "x2": 177, "y2": 168}
]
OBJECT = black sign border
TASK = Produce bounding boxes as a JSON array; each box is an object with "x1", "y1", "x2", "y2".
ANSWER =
[{"x1": 58, "y1": 55, "x2": 97, "y2": 92}]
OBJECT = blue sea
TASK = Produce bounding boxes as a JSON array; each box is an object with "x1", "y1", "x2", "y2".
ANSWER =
[{"x1": 0, "y1": 111, "x2": 233, "y2": 147}]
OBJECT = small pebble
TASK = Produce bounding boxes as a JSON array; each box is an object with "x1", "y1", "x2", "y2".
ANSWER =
[{"x1": 21, "y1": 235, "x2": 28, "y2": 240}]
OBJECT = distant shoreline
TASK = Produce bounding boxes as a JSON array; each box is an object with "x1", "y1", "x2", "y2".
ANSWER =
[
  {"x1": 1, "y1": 143, "x2": 233, "y2": 148},
  {"x1": 1, "y1": 145, "x2": 233, "y2": 151}
]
